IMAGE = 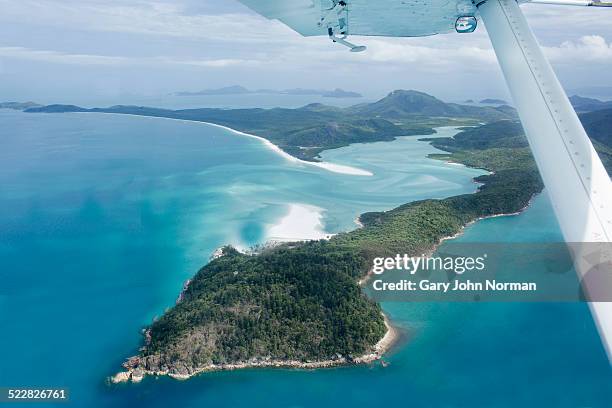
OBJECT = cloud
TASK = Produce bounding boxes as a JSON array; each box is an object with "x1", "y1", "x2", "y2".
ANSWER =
[
  {"x1": 523, "y1": 5, "x2": 612, "y2": 36},
  {"x1": 161, "y1": 57, "x2": 260, "y2": 68},
  {"x1": 0, "y1": 0, "x2": 296, "y2": 44},
  {"x1": 2, "y1": 0, "x2": 610, "y2": 69},
  {"x1": 0, "y1": 46, "x2": 129, "y2": 65},
  {"x1": 3, "y1": 33, "x2": 609, "y2": 78},
  {"x1": 359, "y1": 38, "x2": 497, "y2": 69},
  {"x1": 543, "y1": 35, "x2": 612, "y2": 63},
  {"x1": 0, "y1": 46, "x2": 259, "y2": 68},
  {"x1": 0, "y1": 0, "x2": 611, "y2": 99}
]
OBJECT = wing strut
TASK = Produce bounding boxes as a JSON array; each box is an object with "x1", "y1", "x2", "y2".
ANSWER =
[{"x1": 479, "y1": 0, "x2": 612, "y2": 362}]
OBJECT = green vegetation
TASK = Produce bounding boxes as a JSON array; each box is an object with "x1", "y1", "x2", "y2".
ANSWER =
[
  {"x1": 581, "y1": 108, "x2": 612, "y2": 147},
  {"x1": 570, "y1": 95, "x2": 612, "y2": 113},
  {"x1": 25, "y1": 90, "x2": 516, "y2": 161},
  {"x1": 348, "y1": 90, "x2": 514, "y2": 122},
  {"x1": 23, "y1": 92, "x2": 611, "y2": 377},
  {"x1": 129, "y1": 117, "x2": 612, "y2": 378},
  {"x1": 330, "y1": 122, "x2": 543, "y2": 259},
  {"x1": 129, "y1": 118, "x2": 612, "y2": 377},
  {"x1": 142, "y1": 244, "x2": 384, "y2": 373}
]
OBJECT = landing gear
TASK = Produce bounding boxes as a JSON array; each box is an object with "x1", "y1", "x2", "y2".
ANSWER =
[{"x1": 318, "y1": 1, "x2": 366, "y2": 52}]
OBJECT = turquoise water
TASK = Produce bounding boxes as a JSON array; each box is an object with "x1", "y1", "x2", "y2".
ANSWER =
[{"x1": 0, "y1": 110, "x2": 609, "y2": 407}]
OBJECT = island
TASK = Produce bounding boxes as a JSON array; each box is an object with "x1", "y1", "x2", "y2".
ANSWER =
[
  {"x1": 112, "y1": 119, "x2": 610, "y2": 382},
  {"x1": 25, "y1": 90, "x2": 516, "y2": 161},
  {"x1": 172, "y1": 85, "x2": 363, "y2": 98},
  {"x1": 21, "y1": 91, "x2": 612, "y2": 382},
  {"x1": 0, "y1": 101, "x2": 41, "y2": 110},
  {"x1": 479, "y1": 98, "x2": 508, "y2": 105}
]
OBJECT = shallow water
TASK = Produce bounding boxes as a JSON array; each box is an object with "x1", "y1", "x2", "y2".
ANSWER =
[{"x1": 0, "y1": 110, "x2": 609, "y2": 407}]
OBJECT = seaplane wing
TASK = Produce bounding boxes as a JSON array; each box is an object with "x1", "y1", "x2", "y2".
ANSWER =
[
  {"x1": 239, "y1": 0, "x2": 610, "y2": 38},
  {"x1": 238, "y1": 0, "x2": 482, "y2": 37},
  {"x1": 239, "y1": 0, "x2": 612, "y2": 364},
  {"x1": 238, "y1": 0, "x2": 322, "y2": 36}
]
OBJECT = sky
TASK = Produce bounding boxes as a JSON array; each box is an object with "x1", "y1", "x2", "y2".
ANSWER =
[{"x1": 0, "y1": 0, "x2": 611, "y2": 106}]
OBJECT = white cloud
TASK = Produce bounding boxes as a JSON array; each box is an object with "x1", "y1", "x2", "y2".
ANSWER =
[
  {"x1": 161, "y1": 57, "x2": 260, "y2": 68},
  {"x1": 2, "y1": 0, "x2": 610, "y2": 70},
  {"x1": 3, "y1": 32, "x2": 609, "y2": 77},
  {"x1": 544, "y1": 35, "x2": 612, "y2": 63},
  {"x1": 0, "y1": 46, "x2": 259, "y2": 68},
  {"x1": 523, "y1": 5, "x2": 612, "y2": 36},
  {"x1": 360, "y1": 38, "x2": 497, "y2": 68},
  {"x1": 0, "y1": 0, "x2": 611, "y2": 100},
  {"x1": 0, "y1": 46, "x2": 129, "y2": 65},
  {"x1": 0, "y1": 0, "x2": 296, "y2": 44}
]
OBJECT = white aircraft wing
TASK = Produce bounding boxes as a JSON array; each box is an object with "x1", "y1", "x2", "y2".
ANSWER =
[{"x1": 238, "y1": 0, "x2": 481, "y2": 37}]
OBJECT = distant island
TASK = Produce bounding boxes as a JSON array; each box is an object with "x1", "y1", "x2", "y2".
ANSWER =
[
  {"x1": 0, "y1": 101, "x2": 41, "y2": 110},
  {"x1": 173, "y1": 85, "x2": 363, "y2": 98},
  {"x1": 479, "y1": 98, "x2": 508, "y2": 105},
  {"x1": 17, "y1": 90, "x2": 612, "y2": 382}
]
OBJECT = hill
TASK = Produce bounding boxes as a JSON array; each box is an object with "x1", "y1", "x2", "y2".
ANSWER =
[
  {"x1": 570, "y1": 95, "x2": 612, "y2": 113},
  {"x1": 321, "y1": 88, "x2": 362, "y2": 98},
  {"x1": 26, "y1": 90, "x2": 517, "y2": 161},
  {"x1": 22, "y1": 91, "x2": 612, "y2": 165},
  {"x1": 350, "y1": 90, "x2": 515, "y2": 122},
  {"x1": 580, "y1": 108, "x2": 612, "y2": 169},
  {"x1": 420, "y1": 120, "x2": 527, "y2": 151}
]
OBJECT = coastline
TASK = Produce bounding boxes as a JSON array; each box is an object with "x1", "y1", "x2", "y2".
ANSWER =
[
  {"x1": 111, "y1": 124, "x2": 537, "y2": 385},
  {"x1": 110, "y1": 311, "x2": 399, "y2": 384},
  {"x1": 358, "y1": 194, "x2": 539, "y2": 288},
  {"x1": 72, "y1": 112, "x2": 373, "y2": 177},
  {"x1": 111, "y1": 202, "x2": 398, "y2": 384},
  {"x1": 113, "y1": 192, "x2": 538, "y2": 385},
  {"x1": 437, "y1": 196, "x2": 537, "y2": 246},
  {"x1": 202, "y1": 121, "x2": 374, "y2": 177}
]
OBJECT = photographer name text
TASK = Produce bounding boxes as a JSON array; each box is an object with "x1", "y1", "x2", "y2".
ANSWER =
[{"x1": 372, "y1": 279, "x2": 537, "y2": 292}]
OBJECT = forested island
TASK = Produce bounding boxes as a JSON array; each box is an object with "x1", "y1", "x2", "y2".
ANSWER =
[
  {"x1": 19, "y1": 91, "x2": 612, "y2": 382},
  {"x1": 25, "y1": 90, "x2": 515, "y2": 161},
  {"x1": 108, "y1": 117, "x2": 611, "y2": 382}
]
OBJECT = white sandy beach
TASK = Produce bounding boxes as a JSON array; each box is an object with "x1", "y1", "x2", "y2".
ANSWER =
[
  {"x1": 266, "y1": 203, "x2": 333, "y2": 242},
  {"x1": 203, "y1": 122, "x2": 374, "y2": 176},
  {"x1": 445, "y1": 161, "x2": 465, "y2": 167},
  {"x1": 78, "y1": 112, "x2": 373, "y2": 176}
]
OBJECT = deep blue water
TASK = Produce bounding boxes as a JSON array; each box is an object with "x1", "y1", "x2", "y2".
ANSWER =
[{"x1": 0, "y1": 110, "x2": 609, "y2": 407}]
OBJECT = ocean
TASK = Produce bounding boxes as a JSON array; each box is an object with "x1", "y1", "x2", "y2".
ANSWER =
[{"x1": 0, "y1": 109, "x2": 609, "y2": 407}]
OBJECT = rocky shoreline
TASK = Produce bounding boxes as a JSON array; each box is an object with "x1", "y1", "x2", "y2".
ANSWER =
[
  {"x1": 110, "y1": 313, "x2": 398, "y2": 384},
  {"x1": 111, "y1": 186, "x2": 537, "y2": 385}
]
